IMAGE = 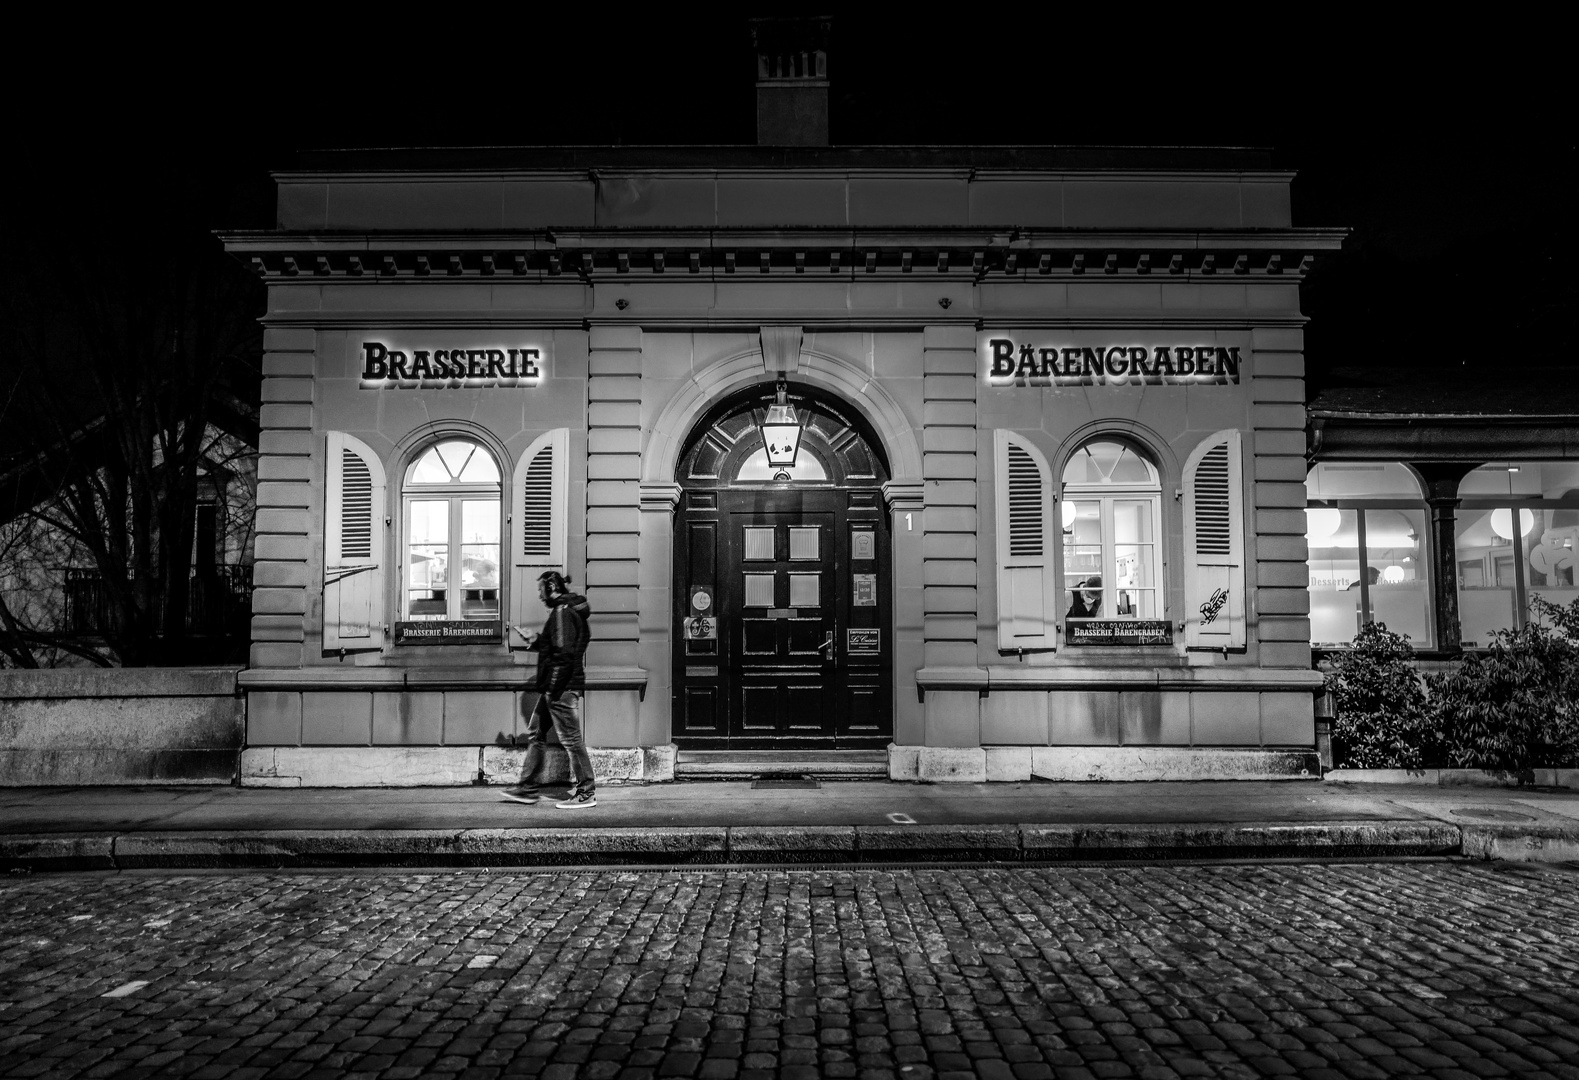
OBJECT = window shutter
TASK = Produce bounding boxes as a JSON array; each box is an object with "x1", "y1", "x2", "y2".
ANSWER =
[
  {"x1": 994, "y1": 430, "x2": 1057, "y2": 652},
  {"x1": 509, "y1": 428, "x2": 569, "y2": 648},
  {"x1": 1184, "y1": 429, "x2": 1245, "y2": 649},
  {"x1": 323, "y1": 431, "x2": 386, "y2": 654}
]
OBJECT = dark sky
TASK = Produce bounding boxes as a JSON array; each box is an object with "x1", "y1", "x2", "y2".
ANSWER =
[{"x1": 10, "y1": 13, "x2": 1572, "y2": 393}]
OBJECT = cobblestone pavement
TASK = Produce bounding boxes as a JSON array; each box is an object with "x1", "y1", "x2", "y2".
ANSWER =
[{"x1": 1, "y1": 862, "x2": 1576, "y2": 1079}]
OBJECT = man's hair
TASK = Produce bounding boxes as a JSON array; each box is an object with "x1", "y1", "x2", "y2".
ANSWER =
[{"x1": 538, "y1": 570, "x2": 571, "y2": 595}]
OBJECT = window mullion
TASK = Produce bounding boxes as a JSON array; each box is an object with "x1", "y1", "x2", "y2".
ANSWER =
[
  {"x1": 1101, "y1": 497, "x2": 1114, "y2": 616},
  {"x1": 449, "y1": 497, "x2": 462, "y2": 621}
]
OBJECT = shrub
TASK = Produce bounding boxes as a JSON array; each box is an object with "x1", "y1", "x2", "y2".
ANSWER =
[
  {"x1": 1426, "y1": 595, "x2": 1579, "y2": 773},
  {"x1": 1322, "y1": 622, "x2": 1438, "y2": 769}
]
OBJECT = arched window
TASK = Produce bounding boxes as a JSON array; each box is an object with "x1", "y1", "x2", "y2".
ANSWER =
[
  {"x1": 1455, "y1": 461, "x2": 1579, "y2": 644},
  {"x1": 1305, "y1": 461, "x2": 1432, "y2": 648},
  {"x1": 403, "y1": 439, "x2": 502, "y2": 622},
  {"x1": 1061, "y1": 439, "x2": 1163, "y2": 624}
]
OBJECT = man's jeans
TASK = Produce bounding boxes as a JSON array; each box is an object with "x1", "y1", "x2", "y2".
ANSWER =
[{"x1": 515, "y1": 691, "x2": 595, "y2": 797}]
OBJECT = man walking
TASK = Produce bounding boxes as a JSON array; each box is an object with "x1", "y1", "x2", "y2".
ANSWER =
[{"x1": 502, "y1": 571, "x2": 597, "y2": 809}]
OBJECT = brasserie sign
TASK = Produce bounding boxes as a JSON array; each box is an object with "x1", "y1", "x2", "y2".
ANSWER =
[
  {"x1": 361, "y1": 341, "x2": 542, "y2": 387},
  {"x1": 986, "y1": 338, "x2": 1241, "y2": 387},
  {"x1": 1066, "y1": 619, "x2": 1174, "y2": 646},
  {"x1": 394, "y1": 620, "x2": 504, "y2": 645}
]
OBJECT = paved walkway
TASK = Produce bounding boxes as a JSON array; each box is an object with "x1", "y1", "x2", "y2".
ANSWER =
[{"x1": 2, "y1": 780, "x2": 1576, "y2": 871}]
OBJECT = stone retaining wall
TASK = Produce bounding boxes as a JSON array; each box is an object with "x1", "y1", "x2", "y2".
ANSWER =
[{"x1": 0, "y1": 668, "x2": 243, "y2": 785}]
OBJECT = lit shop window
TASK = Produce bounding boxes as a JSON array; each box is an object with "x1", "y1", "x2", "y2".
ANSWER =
[
  {"x1": 1061, "y1": 440, "x2": 1162, "y2": 622},
  {"x1": 403, "y1": 440, "x2": 502, "y2": 622},
  {"x1": 1456, "y1": 461, "x2": 1579, "y2": 647},
  {"x1": 1305, "y1": 463, "x2": 1432, "y2": 648}
]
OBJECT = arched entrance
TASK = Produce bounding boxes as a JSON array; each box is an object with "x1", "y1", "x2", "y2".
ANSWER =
[{"x1": 672, "y1": 382, "x2": 893, "y2": 749}]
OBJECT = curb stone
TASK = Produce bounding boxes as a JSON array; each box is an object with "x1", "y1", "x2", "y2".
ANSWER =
[{"x1": 6, "y1": 819, "x2": 1569, "y2": 872}]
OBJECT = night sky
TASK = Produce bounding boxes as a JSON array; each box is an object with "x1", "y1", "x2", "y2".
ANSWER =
[{"x1": 10, "y1": 14, "x2": 1571, "y2": 398}]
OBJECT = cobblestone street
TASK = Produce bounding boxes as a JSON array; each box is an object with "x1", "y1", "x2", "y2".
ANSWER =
[{"x1": 2, "y1": 861, "x2": 1576, "y2": 1079}]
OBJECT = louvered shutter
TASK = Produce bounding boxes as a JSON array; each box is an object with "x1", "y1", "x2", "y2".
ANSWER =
[
  {"x1": 1184, "y1": 430, "x2": 1246, "y2": 649},
  {"x1": 509, "y1": 428, "x2": 569, "y2": 648},
  {"x1": 323, "y1": 431, "x2": 386, "y2": 654},
  {"x1": 994, "y1": 430, "x2": 1057, "y2": 652}
]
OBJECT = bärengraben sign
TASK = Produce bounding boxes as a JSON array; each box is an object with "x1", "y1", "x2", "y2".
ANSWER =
[{"x1": 985, "y1": 338, "x2": 1241, "y2": 387}]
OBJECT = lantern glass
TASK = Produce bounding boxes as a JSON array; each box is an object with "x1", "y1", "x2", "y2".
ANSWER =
[{"x1": 759, "y1": 401, "x2": 802, "y2": 468}]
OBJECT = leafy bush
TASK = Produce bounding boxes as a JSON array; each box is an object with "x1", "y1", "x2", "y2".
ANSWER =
[
  {"x1": 1425, "y1": 595, "x2": 1579, "y2": 772},
  {"x1": 1322, "y1": 622, "x2": 1438, "y2": 769}
]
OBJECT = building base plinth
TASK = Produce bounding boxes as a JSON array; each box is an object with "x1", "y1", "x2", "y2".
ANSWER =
[
  {"x1": 893, "y1": 745, "x2": 1320, "y2": 782},
  {"x1": 240, "y1": 745, "x2": 678, "y2": 787}
]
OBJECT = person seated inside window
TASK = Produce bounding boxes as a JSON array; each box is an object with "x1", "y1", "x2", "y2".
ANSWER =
[
  {"x1": 1345, "y1": 566, "x2": 1381, "y2": 591},
  {"x1": 1067, "y1": 576, "x2": 1102, "y2": 619}
]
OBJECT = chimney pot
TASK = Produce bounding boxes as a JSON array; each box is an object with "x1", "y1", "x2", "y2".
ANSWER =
[{"x1": 749, "y1": 16, "x2": 831, "y2": 146}]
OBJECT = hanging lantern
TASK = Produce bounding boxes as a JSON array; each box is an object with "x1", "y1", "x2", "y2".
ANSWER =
[{"x1": 759, "y1": 381, "x2": 803, "y2": 469}]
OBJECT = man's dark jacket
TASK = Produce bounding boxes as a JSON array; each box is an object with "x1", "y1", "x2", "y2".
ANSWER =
[{"x1": 533, "y1": 591, "x2": 591, "y2": 697}]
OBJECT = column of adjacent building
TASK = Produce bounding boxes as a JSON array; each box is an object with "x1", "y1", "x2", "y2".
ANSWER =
[
  {"x1": 584, "y1": 327, "x2": 645, "y2": 744},
  {"x1": 1250, "y1": 327, "x2": 1313, "y2": 670},
  {"x1": 920, "y1": 326, "x2": 982, "y2": 744},
  {"x1": 250, "y1": 327, "x2": 316, "y2": 668}
]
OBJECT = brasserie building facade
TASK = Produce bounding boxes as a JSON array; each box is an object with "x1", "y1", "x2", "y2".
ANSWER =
[{"x1": 224, "y1": 144, "x2": 1349, "y2": 785}]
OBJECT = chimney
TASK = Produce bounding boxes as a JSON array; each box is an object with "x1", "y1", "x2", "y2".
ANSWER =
[{"x1": 749, "y1": 16, "x2": 831, "y2": 146}]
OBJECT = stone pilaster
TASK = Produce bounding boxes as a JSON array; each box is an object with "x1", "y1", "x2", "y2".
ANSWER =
[
  {"x1": 637, "y1": 482, "x2": 682, "y2": 745},
  {"x1": 584, "y1": 327, "x2": 644, "y2": 677},
  {"x1": 920, "y1": 325, "x2": 982, "y2": 745},
  {"x1": 1249, "y1": 327, "x2": 1311, "y2": 668},
  {"x1": 251, "y1": 327, "x2": 316, "y2": 668}
]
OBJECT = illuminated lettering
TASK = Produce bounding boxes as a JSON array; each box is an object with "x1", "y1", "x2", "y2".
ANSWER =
[
  {"x1": 989, "y1": 339, "x2": 1015, "y2": 378},
  {"x1": 978, "y1": 338, "x2": 1246, "y2": 389},
  {"x1": 356, "y1": 341, "x2": 546, "y2": 389},
  {"x1": 362, "y1": 341, "x2": 389, "y2": 379},
  {"x1": 1016, "y1": 344, "x2": 1038, "y2": 381},
  {"x1": 1129, "y1": 346, "x2": 1153, "y2": 380}
]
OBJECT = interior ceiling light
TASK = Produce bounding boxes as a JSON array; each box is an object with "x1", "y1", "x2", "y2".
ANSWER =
[{"x1": 1490, "y1": 508, "x2": 1537, "y2": 540}]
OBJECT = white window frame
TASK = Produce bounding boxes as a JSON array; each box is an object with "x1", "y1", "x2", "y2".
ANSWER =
[
  {"x1": 1060, "y1": 440, "x2": 1165, "y2": 627},
  {"x1": 401, "y1": 440, "x2": 504, "y2": 623}
]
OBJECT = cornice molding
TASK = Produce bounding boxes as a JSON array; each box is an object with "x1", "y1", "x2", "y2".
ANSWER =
[{"x1": 224, "y1": 228, "x2": 1345, "y2": 283}]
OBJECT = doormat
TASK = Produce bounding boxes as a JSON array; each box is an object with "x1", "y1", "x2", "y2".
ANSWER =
[{"x1": 751, "y1": 776, "x2": 821, "y2": 790}]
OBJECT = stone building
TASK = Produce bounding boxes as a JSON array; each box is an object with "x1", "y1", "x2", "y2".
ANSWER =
[{"x1": 222, "y1": 28, "x2": 1347, "y2": 786}]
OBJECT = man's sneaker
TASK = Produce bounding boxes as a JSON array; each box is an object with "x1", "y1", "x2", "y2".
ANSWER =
[
  {"x1": 555, "y1": 792, "x2": 597, "y2": 809},
  {"x1": 500, "y1": 789, "x2": 540, "y2": 805}
]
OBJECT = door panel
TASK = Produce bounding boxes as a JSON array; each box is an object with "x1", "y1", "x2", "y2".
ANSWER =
[{"x1": 674, "y1": 487, "x2": 892, "y2": 749}]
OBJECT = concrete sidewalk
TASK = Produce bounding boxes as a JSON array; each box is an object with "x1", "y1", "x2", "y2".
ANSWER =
[{"x1": 2, "y1": 779, "x2": 1576, "y2": 871}]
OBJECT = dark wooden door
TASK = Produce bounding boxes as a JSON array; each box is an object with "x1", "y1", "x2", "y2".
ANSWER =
[
  {"x1": 733, "y1": 507, "x2": 837, "y2": 739},
  {"x1": 674, "y1": 487, "x2": 891, "y2": 749}
]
